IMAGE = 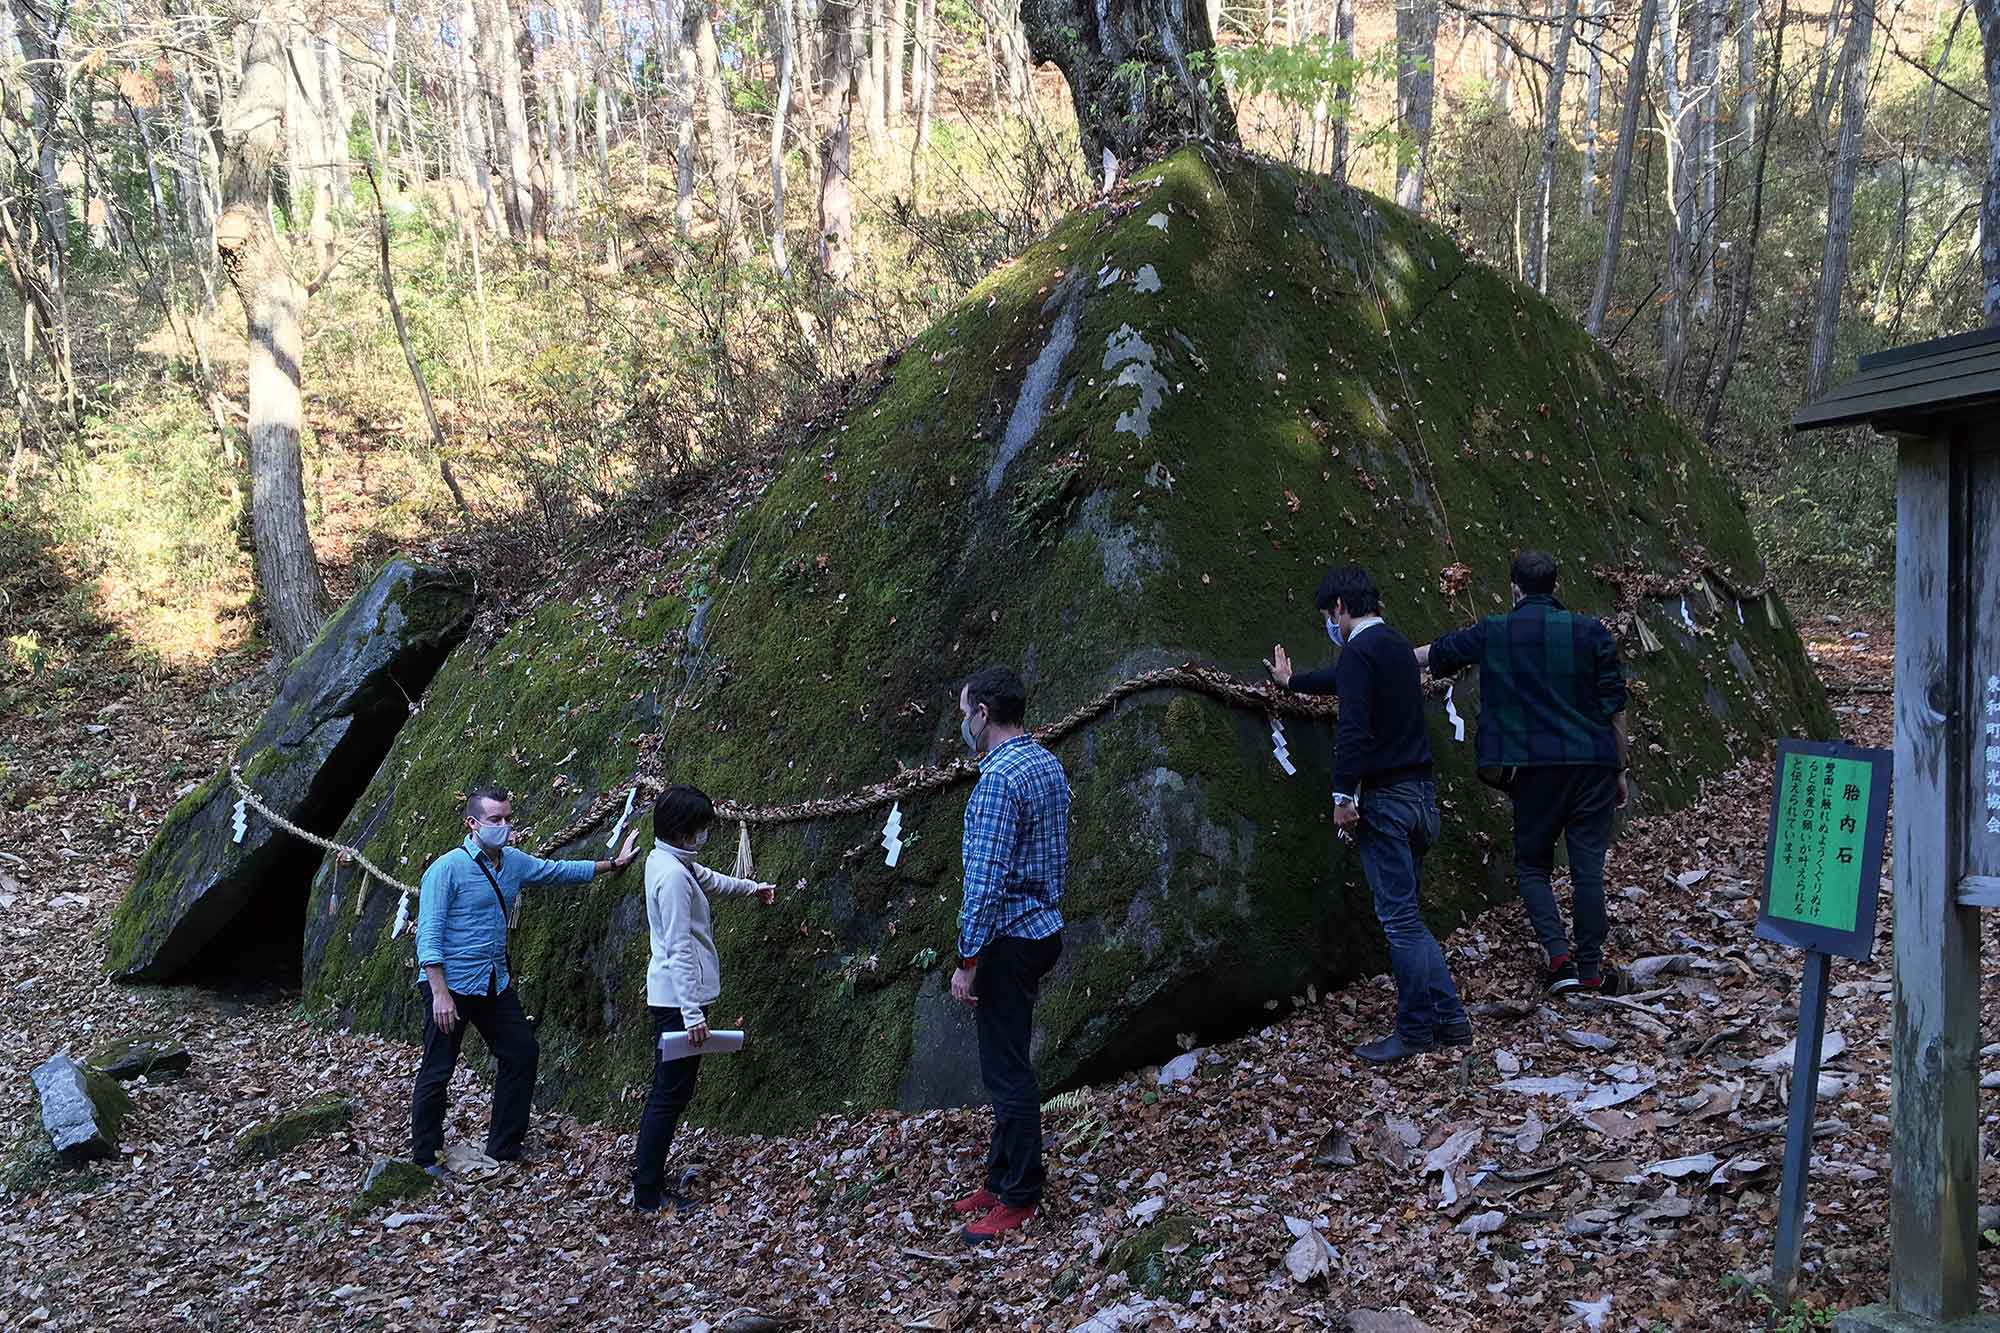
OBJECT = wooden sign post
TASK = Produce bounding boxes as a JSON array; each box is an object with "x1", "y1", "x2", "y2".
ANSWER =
[
  {"x1": 1794, "y1": 327, "x2": 2000, "y2": 1331},
  {"x1": 1755, "y1": 740, "x2": 1890, "y2": 1304}
]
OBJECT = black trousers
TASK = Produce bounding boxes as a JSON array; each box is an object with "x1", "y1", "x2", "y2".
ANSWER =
[
  {"x1": 1509, "y1": 765, "x2": 1620, "y2": 975},
  {"x1": 631, "y1": 1007, "x2": 703, "y2": 1208},
  {"x1": 974, "y1": 932, "x2": 1063, "y2": 1207},
  {"x1": 410, "y1": 979, "x2": 539, "y2": 1166}
]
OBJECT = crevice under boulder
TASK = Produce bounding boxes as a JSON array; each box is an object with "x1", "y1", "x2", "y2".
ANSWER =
[{"x1": 106, "y1": 558, "x2": 475, "y2": 985}]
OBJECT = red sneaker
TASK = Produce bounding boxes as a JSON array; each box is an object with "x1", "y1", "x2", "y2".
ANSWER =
[
  {"x1": 962, "y1": 1202, "x2": 1037, "y2": 1245},
  {"x1": 951, "y1": 1187, "x2": 999, "y2": 1216}
]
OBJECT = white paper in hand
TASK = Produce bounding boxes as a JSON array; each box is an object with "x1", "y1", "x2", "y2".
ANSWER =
[{"x1": 659, "y1": 1029, "x2": 746, "y2": 1062}]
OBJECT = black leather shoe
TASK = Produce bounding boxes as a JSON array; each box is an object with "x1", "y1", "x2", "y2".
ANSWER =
[
  {"x1": 1436, "y1": 1020, "x2": 1473, "y2": 1047},
  {"x1": 1356, "y1": 1033, "x2": 1436, "y2": 1064}
]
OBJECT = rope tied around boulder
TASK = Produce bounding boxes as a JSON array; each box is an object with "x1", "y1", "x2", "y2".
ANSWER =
[{"x1": 223, "y1": 664, "x2": 1333, "y2": 924}]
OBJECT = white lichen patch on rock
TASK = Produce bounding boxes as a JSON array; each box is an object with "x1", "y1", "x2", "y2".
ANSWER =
[
  {"x1": 1133, "y1": 264, "x2": 1162, "y2": 293},
  {"x1": 1103, "y1": 324, "x2": 1170, "y2": 440},
  {"x1": 1097, "y1": 266, "x2": 1123, "y2": 289},
  {"x1": 1147, "y1": 212, "x2": 1170, "y2": 232}
]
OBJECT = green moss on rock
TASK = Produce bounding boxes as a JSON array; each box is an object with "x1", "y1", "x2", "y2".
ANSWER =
[
  {"x1": 234, "y1": 1094, "x2": 355, "y2": 1163},
  {"x1": 87, "y1": 1033, "x2": 192, "y2": 1081},
  {"x1": 351, "y1": 1156, "x2": 435, "y2": 1215},
  {"x1": 300, "y1": 150, "x2": 1830, "y2": 1135}
]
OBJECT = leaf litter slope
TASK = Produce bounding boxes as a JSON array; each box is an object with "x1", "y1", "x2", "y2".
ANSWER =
[{"x1": 8, "y1": 607, "x2": 1988, "y2": 1329}]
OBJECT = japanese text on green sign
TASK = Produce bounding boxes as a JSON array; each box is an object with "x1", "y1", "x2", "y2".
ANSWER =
[{"x1": 1768, "y1": 751, "x2": 1871, "y2": 933}]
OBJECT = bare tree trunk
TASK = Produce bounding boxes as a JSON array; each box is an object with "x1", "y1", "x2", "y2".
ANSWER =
[
  {"x1": 1526, "y1": 0, "x2": 1580, "y2": 291},
  {"x1": 582, "y1": 0, "x2": 622, "y2": 270},
  {"x1": 887, "y1": 0, "x2": 907, "y2": 129},
  {"x1": 1805, "y1": 0, "x2": 1873, "y2": 397},
  {"x1": 911, "y1": 0, "x2": 938, "y2": 205},
  {"x1": 1581, "y1": 0, "x2": 1608, "y2": 216},
  {"x1": 485, "y1": 0, "x2": 537, "y2": 241},
  {"x1": 216, "y1": 4, "x2": 327, "y2": 662},
  {"x1": 1493, "y1": 10, "x2": 1514, "y2": 109},
  {"x1": 1735, "y1": 0, "x2": 1758, "y2": 153},
  {"x1": 1658, "y1": 0, "x2": 1694, "y2": 388},
  {"x1": 1332, "y1": 0, "x2": 1355, "y2": 182},
  {"x1": 364, "y1": 164, "x2": 472, "y2": 521},
  {"x1": 1809, "y1": 0, "x2": 1847, "y2": 130},
  {"x1": 689, "y1": 0, "x2": 746, "y2": 257},
  {"x1": 818, "y1": 0, "x2": 859, "y2": 282},
  {"x1": 288, "y1": 27, "x2": 338, "y2": 270},
  {"x1": 321, "y1": 25, "x2": 353, "y2": 203},
  {"x1": 1694, "y1": 0, "x2": 1722, "y2": 317},
  {"x1": 909, "y1": 0, "x2": 930, "y2": 108},
  {"x1": 668, "y1": 0, "x2": 699, "y2": 238},
  {"x1": 862, "y1": 0, "x2": 887, "y2": 146},
  {"x1": 1587, "y1": 0, "x2": 1660, "y2": 334},
  {"x1": 1395, "y1": 0, "x2": 1440, "y2": 212},
  {"x1": 1880, "y1": 3, "x2": 1966, "y2": 316},
  {"x1": 772, "y1": 0, "x2": 797, "y2": 274},
  {"x1": 11, "y1": 0, "x2": 67, "y2": 263},
  {"x1": 375, "y1": 9, "x2": 399, "y2": 185},
  {"x1": 1976, "y1": 0, "x2": 2000, "y2": 322},
  {"x1": 1703, "y1": 0, "x2": 1788, "y2": 434}
]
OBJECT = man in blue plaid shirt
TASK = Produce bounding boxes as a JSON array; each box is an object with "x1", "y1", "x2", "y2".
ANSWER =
[{"x1": 948, "y1": 665, "x2": 1069, "y2": 1245}]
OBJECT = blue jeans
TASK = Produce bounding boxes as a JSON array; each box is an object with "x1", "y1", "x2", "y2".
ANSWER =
[{"x1": 1355, "y1": 778, "x2": 1466, "y2": 1042}]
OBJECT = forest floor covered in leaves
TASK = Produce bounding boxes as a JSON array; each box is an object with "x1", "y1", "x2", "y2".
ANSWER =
[{"x1": 6, "y1": 606, "x2": 1989, "y2": 1332}]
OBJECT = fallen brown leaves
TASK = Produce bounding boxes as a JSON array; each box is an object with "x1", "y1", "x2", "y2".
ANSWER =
[{"x1": 7, "y1": 609, "x2": 1994, "y2": 1331}]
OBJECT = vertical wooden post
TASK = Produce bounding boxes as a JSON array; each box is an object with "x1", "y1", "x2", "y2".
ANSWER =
[
  {"x1": 1888, "y1": 434, "x2": 1979, "y2": 1321},
  {"x1": 1772, "y1": 948, "x2": 1832, "y2": 1304}
]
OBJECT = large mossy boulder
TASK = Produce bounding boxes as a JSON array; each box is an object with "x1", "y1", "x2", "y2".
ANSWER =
[
  {"x1": 106, "y1": 559, "x2": 475, "y2": 982},
  {"x1": 301, "y1": 152, "x2": 1832, "y2": 1132}
]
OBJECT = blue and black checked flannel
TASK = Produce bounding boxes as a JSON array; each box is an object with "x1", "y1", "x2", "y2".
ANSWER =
[
  {"x1": 1428, "y1": 594, "x2": 1628, "y2": 769},
  {"x1": 958, "y1": 735, "x2": 1071, "y2": 961}
]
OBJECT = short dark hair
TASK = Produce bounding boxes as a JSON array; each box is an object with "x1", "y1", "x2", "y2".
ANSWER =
[
  {"x1": 1314, "y1": 565, "x2": 1380, "y2": 617},
  {"x1": 652, "y1": 785, "x2": 716, "y2": 841},
  {"x1": 465, "y1": 785, "x2": 511, "y2": 818},
  {"x1": 963, "y1": 665, "x2": 1027, "y2": 727},
  {"x1": 1511, "y1": 550, "x2": 1559, "y2": 595}
]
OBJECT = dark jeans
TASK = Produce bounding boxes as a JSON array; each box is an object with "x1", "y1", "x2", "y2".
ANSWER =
[
  {"x1": 1355, "y1": 777, "x2": 1466, "y2": 1042},
  {"x1": 1510, "y1": 764, "x2": 1619, "y2": 974},
  {"x1": 411, "y1": 979, "x2": 539, "y2": 1166},
  {"x1": 632, "y1": 1007, "x2": 703, "y2": 1208},
  {"x1": 974, "y1": 931, "x2": 1063, "y2": 1208}
]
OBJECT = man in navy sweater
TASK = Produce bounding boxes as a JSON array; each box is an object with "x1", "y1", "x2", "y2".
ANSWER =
[{"x1": 1267, "y1": 565, "x2": 1470, "y2": 1063}]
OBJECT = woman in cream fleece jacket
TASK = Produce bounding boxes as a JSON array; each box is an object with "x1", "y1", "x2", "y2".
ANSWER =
[{"x1": 632, "y1": 785, "x2": 775, "y2": 1214}]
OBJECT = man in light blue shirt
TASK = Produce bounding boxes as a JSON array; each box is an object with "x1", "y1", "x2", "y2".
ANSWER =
[{"x1": 410, "y1": 784, "x2": 638, "y2": 1170}]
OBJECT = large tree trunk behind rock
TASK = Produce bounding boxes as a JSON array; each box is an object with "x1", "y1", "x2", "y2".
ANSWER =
[
  {"x1": 216, "y1": 4, "x2": 327, "y2": 663},
  {"x1": 1021, "y1": 0, "x2": 1237, "y2": 183}
]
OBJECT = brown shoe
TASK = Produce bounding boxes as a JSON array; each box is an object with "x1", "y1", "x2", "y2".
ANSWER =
[
  {"x1": 951, "y1": 1187, "x2": 999, "y2": 1216},
  {"x1": 962, "y1": 1202, "x2": 1037, "y2": 1245}
]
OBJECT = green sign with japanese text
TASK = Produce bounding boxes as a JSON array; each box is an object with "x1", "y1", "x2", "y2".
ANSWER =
[{"x1": 1756, "y1": 740, "x2": 1890, "y2": 962}]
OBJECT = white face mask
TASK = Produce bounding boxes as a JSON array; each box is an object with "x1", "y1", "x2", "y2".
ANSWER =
[
  {"x1": 693, "y1": 827, "x2": 710, "y2": 849},
  {"x1": 472, "y1": 819, "x2": 509, "y2": 850}
]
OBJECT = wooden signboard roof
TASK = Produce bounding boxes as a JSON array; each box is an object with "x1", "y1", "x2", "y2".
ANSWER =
[{"x1": 1792, "y1": 325, "x2": 2000, "y2": 433}]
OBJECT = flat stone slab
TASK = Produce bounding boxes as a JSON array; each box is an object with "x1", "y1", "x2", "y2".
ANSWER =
[
  {"x1": 32, "y1": 1054, "x2": 132, "y2": 1162},
  {"x1": 106, "y1": 558, "x2": 474, "y2": 982},
  {"x1": 88, "y1": 1033, "x2": 191, "y2": 1081},
  {"x1": 1835, "y1": 1306, "x2": 2000, "y2": 1332},
  {"x1": 234, "y1": 1093, "x2": 355, "y2": 1163}
]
